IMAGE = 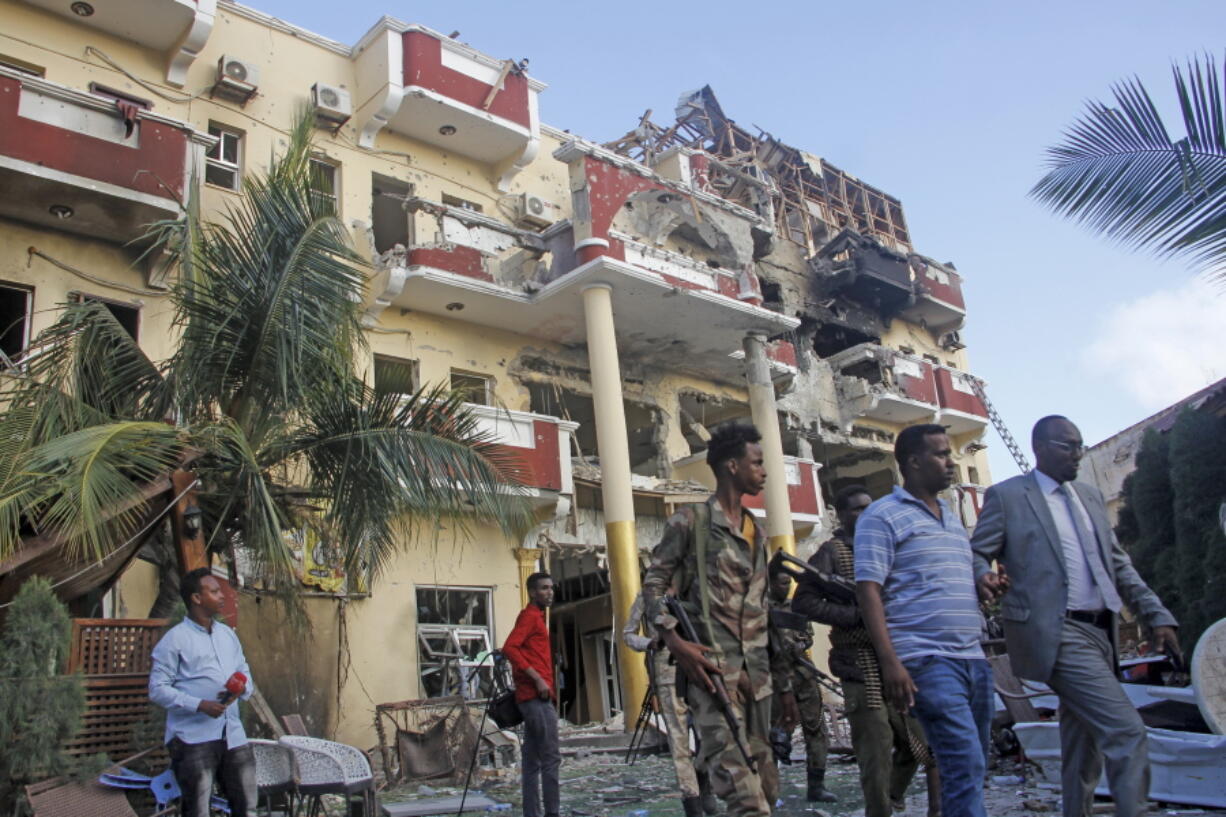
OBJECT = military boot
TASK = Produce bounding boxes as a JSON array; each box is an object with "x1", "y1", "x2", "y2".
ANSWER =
[
  {"x1": 682, "y1": 796, "x2": 705, "y2": 817},
  {"x1": 807, "y1": 768, "x2": 838, "y2": 803}
]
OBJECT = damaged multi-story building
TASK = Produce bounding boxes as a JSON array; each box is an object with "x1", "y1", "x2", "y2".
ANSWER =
[{"x1": 0, "y1": 0, "x2": 993, "y2": 748}]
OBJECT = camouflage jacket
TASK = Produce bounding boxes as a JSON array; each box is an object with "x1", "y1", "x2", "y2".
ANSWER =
[
  {"x1": 642, "y1": 495, "x2": 791, "y2": 700},
  {"x1": 767, "y1": 596, "x2": 813, "y2": 686},
  {"x1": 792, "y1": 531, "x2": 865, "y2": 682}
]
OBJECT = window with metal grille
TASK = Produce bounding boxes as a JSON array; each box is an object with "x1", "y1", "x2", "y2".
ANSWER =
[{"x1": 416, "y1": 586, "x2": 495, "y2": 699}]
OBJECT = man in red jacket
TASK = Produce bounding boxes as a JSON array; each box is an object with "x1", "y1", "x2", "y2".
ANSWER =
[{"x1": 503, "y1": 572, "x2": 559, "y2": 817}]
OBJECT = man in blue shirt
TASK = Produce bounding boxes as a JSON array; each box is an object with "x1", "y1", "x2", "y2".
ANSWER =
[
  {"x1": 150, "y1": 568, "x2": 257, "y2": 817},
  {"x1": 855, "y1": 424, "x2": 992, "y2": 817}
]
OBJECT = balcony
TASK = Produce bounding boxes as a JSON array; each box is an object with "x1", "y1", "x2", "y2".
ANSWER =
[
  {"x1": 899, "y1": 256, "x2": 966, "y2": 332},
  {"x1": 467, "y1": 404, "x2": 578, "y2": 507},
  {"x1": 742, "y1": 456, "x2": 824, "y2": 531},
  {"x1": 19, "y1": 0, "x2": 214, "y2": 86},
  {"x1": 934, "y1": 366, "x2": 989, "y2": 436},
  {"x1": 811, "y1": 229, "x2": 916, "y2": 317},
  {"x1": 829, "y1": 343, "x2": 938, "y2": 427},
  {"x1": 354, "y1": 21, "x2": 544, "y2": 187},
  {"x1": 366, "y1": 232, "x2": 800, "y2": 386},
  {"x1": 0, "y1": 70, "x2": 212, "y2": 244}
]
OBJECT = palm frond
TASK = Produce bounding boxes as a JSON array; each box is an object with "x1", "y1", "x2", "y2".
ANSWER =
[
  {"x1": 278, "y1": 381, "x2": 533, "y2": 580},
  {"x1": 0, "y1": 422, "x2": 183, "y2": 563},
  {"x1": 163, "y1": 106, "x2": 368, "y2": 423},
  {"x1": 1031, "y1": 53, "x2": 1226, "y2": 278}
]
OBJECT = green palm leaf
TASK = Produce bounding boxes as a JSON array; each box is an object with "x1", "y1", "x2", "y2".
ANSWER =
[
  {"x1": 0, "y1": 422, "x2": 183, "y2": 563},
  {"x1": 1032, "y1": 53, "x2": 1226, "y2": 278}
]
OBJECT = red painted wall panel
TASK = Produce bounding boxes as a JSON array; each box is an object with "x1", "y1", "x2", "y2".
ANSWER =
[
  {"x1": 488, "y1": 419, "x2": 562, "y2": 492},
  {"x1": 741, "y1": 460, "x2": 819, "y2": 516},
  {"x1": 402, "y1": 32, "x2": 530, "y2": 130},
  {"x1": 408, "y1": 246, "x2": 490, "y2": 281},
  {"x1": 767, "y1": 340, "x2": 797, "y2": 368},
  {"x1": 0, "y1": 77, "x2": 187, "y2": 199},
  {"x1": 935, "y1": 368, "x2": 987, "y2": 416},
  {"x1": 897, "y1": 360, "x2": 939, "y2": 405},
  {"x1": 917, "y1": 267, "x2": 965, "y2": 310}
]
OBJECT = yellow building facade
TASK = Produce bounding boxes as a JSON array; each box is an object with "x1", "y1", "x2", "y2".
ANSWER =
[{"x1": 1, "y1": 0, "x2": 993, "y2": 748}]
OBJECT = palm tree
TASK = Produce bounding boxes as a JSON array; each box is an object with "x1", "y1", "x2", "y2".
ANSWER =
[
  {"x1": 0, "y1": 109, "x2": 530, "y2": 612},
  {"x1": 1031, "y1": 53, "x2": 1225, "y2": 280}
]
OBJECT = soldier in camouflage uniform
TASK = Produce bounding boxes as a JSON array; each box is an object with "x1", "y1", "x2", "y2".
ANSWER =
[
  {"x1": 767, "y1": 566, "x2": 838, "y2": 803},
  {"x1": 623, "y1": 592, "x2": 717, "y2": 815},
  {"x1": 643, "y1": 421, "x2": 798, "y2": 817},
  {"x1": 793, "y1": 484, "x2": 940, "y2": 817}
]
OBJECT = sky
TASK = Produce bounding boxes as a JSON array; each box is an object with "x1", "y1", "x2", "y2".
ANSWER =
[{"x1": 248, "y1": 0, "x2": 1224, "y2": 481}]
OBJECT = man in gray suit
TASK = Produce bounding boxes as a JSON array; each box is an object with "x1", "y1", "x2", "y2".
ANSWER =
[{"x1": 971, "y1": 415, "x2": 1179, "y2": 817}]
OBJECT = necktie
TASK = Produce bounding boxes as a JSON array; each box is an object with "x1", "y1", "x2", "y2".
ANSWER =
[{"x1": 1059, "y1": 482, "x2": 1122, "y2": 612}]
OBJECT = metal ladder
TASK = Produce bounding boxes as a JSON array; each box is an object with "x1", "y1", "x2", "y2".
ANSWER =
[{"x1": 970, "y1": 377, "x2": 1030, "y2": 474}]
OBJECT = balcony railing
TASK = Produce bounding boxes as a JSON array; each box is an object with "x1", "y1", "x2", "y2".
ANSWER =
[
  {"x1": 354, "y1": 22, "x2": 544, "y2": 186},
  {"x1": 466, "y1": 404, "x2": 577, "y2": 504},
  {"x1": 829, "y1": 343, "x2": 939, "y2": 426},
  {"x1": 899, "y1": 256, "x2": 966, "y2": 332},
  {"x1": 742, "y1": 456, "x2": 824, "y2": 529},
  {"x1": 0, "y1": 69, "x2": 212, "y2": 244},
  {"x1": 934, "y1": 366, "x2": 988, "y2": 436}
]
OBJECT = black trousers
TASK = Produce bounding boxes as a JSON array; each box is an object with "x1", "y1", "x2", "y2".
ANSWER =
[{"x1": 168, "y1": 737, "x2": 257, "y2": 817}]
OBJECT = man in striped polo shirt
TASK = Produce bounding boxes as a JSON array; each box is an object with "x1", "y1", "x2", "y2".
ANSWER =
[{"x1": 855, "y1": 424, "x2": 992, "y2": 817}]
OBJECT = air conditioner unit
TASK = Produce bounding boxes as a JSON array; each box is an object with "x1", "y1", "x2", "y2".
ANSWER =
[
  {"x1": 213, "y1": 56, "x2": 259, "y2": 105},
  {"x1": 939, "y1": 330, "x2": 966, "y2": 351},
  {"x1": 514, "y1": 193, "x2": 554, "y2": 229},
  {"x1": 311, "y1": 82, "x2": 351, "y2": 127}
]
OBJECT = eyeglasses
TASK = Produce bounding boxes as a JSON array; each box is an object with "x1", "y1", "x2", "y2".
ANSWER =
[{"x1": 1044, "y1": 439, "x2": 1086, "y2": 456}]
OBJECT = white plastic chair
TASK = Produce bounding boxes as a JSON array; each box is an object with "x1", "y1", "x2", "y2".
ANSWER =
[
  {"x1": 250, "y1": 738, "x2": 296, "y2": 815},
  {"x1": 278, "y1": 735, "x2": 375, "y2": 816}
]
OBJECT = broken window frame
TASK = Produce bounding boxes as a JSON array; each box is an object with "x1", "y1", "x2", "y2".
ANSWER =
[
  {"x1": 373, "y1": 354, "x2": 420, "y2": 400},
  {"x1": 0, "y1": 281, "x2": 33, "y2": 365},
  {"x1": 440, "y1": 193, "x2": 483, "y2": 213},
  {"x1": 415, "y1": 585, "x2": 496, "y2": 700},
  {"x1": 450, "y1": 369, "x2": 492, "y2": 406},
  {"x1": 74, "y1": 292, "x2": 139, "y2": 341}
]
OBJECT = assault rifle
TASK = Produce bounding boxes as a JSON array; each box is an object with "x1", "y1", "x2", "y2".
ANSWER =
[
  {"x1": 662, "y1": 595, "x2": 757, "y2": 775},
  {"x1": 769, "y1": 608, "x2": 844, "y2": 697},
  {"x1": 770, "y1": 550, "x2": 857, "y2": 604}
]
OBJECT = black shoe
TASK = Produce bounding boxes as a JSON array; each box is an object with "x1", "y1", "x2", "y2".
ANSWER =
[
  {"x1": 807, "y1": 769, "x2": 838, "y2": 803},
  {"x1": 683, "y1": 796, "x2": 705, "y2": 817}
]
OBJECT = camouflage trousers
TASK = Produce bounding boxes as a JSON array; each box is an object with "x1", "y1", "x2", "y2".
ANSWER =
[
  {"x1": 843, "y1": 680, "x2": 925, "y2": 817},
  {"x1": 688, "y1": 670, "x2": 776, "y2": 817},
  {"x1": 774, "y1": 670, "x2": 828, "y2": 773},
  {"x1": 651, "y1": 650, "x2": 701, "y2": 798}
]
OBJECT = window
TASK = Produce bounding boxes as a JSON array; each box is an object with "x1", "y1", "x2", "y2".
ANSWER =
[
  {"x1": 416, "y1": 586, "x2": 494, "y2": 699},
  {"x1": 441, "y1": 193, "x2": 482, "y2": 213},
  {"x1": 0, "y1": 55, "x2": 44, "y2": 77},
  {"x1": 373, "y1": 354, "x2": 419, "y2": 399},
  {"x1": 371, "y1": 175, "x2": 413, "y2": 254},
  {"x1": 450, "y1": 370, "x2": 491, "y2": 405},
  {"x1": 0, "y1": 283, "x2": 32, "y2": 363},
  {"x1": 309, "y1": 158, "x2": 338, "y2": 213},
  {"x1": 206, "y1": 124, "x2": 243, "y2": 190},
  {"x1": 76, "y1": 294, "x2": 139, "y2": 341},
  {"x1": 89, "y1": 84, "x2": 152, "y2": 110}
]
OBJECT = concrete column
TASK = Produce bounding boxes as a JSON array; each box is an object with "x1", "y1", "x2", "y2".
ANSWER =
[
  {"x1": 580, "y1": 283, "x2": 648, "y2": 728},
  {"x1": 513, "y1": 547, "x2": 544, "y2": 608},
  {"x1": 744, "y1": 332, "x2": 796, "y2": 556}
]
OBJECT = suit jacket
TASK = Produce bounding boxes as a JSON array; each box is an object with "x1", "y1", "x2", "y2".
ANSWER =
[{"x1": 970, "y1": 471, "x2": 1176, "y2": 682}]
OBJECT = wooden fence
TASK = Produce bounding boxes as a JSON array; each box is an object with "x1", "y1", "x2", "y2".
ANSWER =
[{"x1": 64, "y1": 618, "x2": 168, "y2": 759}]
